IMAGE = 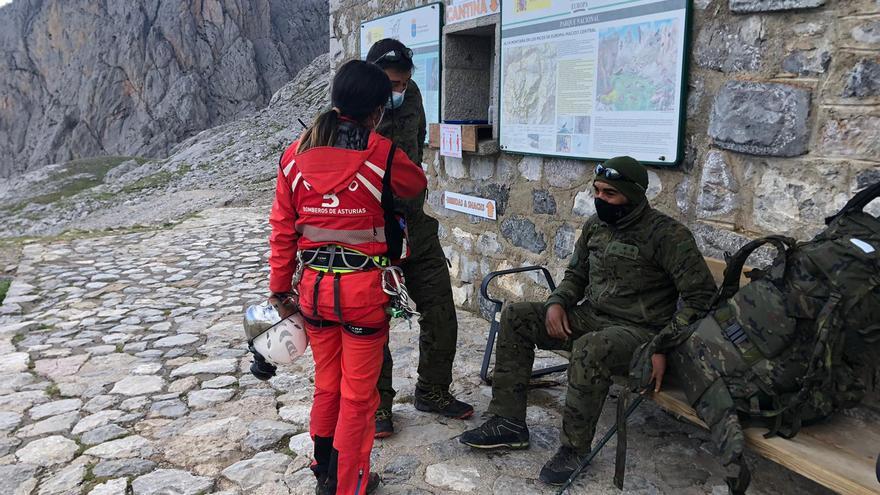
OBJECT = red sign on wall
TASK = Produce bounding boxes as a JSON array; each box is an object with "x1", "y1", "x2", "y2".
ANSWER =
[{"x1": 446, "y1": 0, "x2": 499, "y2": 25}]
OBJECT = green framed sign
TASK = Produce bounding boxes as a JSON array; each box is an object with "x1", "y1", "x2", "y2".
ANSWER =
[
  {"x1": 499, "y1": 0, "x2": 692, "y2": 166},
  {"x1": 360, "y1": 3, "x2": 444, "y2": 136}
]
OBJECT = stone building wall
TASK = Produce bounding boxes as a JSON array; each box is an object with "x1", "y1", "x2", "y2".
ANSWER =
[{"x1": 330, "y1": 0, "x2": 880, "y2": 397}]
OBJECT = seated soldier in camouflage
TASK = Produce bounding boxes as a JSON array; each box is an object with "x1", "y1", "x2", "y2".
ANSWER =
[{"x1": 460, "y1": 156, "x2": 717, "y2": 485}]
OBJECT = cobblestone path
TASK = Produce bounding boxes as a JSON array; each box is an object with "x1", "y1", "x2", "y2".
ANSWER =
[{"x1": 0, "y1": 208, "x2": 830, "y2": 494}]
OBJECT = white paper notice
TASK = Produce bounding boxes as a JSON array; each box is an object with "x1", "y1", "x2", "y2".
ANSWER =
[
  {"x1": 440, "y1": 124, "x2": 463, "y2": 158},
  {"x1": 444, "y1": 191, "x2": 497, "y2": 220}
]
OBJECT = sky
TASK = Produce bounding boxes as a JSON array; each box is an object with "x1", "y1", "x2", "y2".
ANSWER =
[{"x1": 0, "y1": 0, "x2": 11, "y2": 7}]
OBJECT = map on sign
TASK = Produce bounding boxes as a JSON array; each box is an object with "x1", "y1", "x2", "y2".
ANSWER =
[
  {"x1": 360, "y1": 4, "x2": 442, "y2": 140},
  {"x1": 499, "y1": 0, "x2": 689, "y2": 165}
]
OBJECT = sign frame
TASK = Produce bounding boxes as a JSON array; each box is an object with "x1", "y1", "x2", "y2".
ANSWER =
[
  {"x1": 359, "y1": 2, "x2": 445, "y2": 142},
  {"x1": 497, "y1": 0, "x2": 693, "y2": 167}
]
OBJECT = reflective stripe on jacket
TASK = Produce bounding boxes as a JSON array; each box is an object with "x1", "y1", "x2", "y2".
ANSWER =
[{"x1": 268, "y1": 132, "x2": 427, "y2": 293}]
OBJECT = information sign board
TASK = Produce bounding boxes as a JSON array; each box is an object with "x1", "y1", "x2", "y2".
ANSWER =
[
  {"x1": 360, "y1": 4, "x2": 443, "y2": 135},
  {"x1": 499, "y1": 0, "x2": 690, "y2": 165}
]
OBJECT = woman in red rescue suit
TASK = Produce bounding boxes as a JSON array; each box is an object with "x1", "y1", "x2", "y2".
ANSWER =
[{"x1": 268, "y1": 60, "x2": 427, "y2": 495}]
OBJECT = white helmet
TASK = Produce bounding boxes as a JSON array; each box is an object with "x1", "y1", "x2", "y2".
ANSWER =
[{"x1": 243, "y1": 302, "x2": 308, "y2": 366}]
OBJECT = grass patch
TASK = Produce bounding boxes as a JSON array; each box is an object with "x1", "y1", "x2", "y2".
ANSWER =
[
  {"x1": 12, "y1": 333, "x2": 25, "y2": 345},
  {"x1": 88, "y1": 191, "x2": 118, "y2": 202},
  {"x1": 119, "y1": 163, "x2": 192, "y2": 194},
  {"x1": 0, "y1": 222, "x2": 169, "y2": 247},
  {"x1": 119, "y1": 170, "x2": 176, "y2": 193},
  {"x1": 45, "y1": 383, "x2": 61, "y2": 398},
  {"x1": 81, "y1": 465, "x2": 96, "y2": 485},
  {"x1": 115, "y1": 343, "x2": 125, "y2": 353},
  {"x1": 22, "y1": 156, "x2": 148, "y2": 206},
  {"x1": 0, "y1": 278, "x2": 9, "y2": 305}
]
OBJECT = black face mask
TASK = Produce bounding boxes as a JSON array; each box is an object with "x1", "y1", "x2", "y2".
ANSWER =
[{"x1": 594, "y1": 198, "x2": 633, "y2": 225}]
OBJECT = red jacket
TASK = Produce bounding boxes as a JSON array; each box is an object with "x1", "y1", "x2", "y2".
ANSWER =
[{"x1": 268, "y1": 132, "x2": 427, "y2": 293}]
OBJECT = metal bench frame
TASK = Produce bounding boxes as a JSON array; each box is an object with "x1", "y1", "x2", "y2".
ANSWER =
[{"x1": 479, "y1": 265, "x2": 568, "y2": 384}]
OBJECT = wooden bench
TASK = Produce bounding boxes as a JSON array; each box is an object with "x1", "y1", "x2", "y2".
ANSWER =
[{"x1": 478, "y1": 258, "x2": 880, "y2": 495}]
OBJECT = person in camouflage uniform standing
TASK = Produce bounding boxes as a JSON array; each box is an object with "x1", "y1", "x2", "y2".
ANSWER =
[
  {"x1": 367, "y1": 39, "x2": 474, "y2": 438},
  {"x1": 460, "y1": 156, "x2": 717, "y2": 485}
]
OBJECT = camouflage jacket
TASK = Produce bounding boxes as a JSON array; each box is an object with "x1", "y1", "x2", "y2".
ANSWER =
[
  {"x1": 376, "y1": 79, "x2": 430, "y2": 224},
  {"x1": 546, "y1": 201, "x2": 717, "y2": 353},
  {"x1": 376, "y1": 79, "x2": 427, "y2": 167}
]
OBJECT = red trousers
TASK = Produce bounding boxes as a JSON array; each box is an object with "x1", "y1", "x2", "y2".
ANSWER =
[{"x1": 300, "y1": 268, "x2": 389, "y2": 495}]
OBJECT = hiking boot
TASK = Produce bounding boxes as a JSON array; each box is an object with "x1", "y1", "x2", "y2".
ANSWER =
[
  {"x1": 539, "y1": 446, "x2": 589, "y2": 486},
  {"x1": 315, "y1": 471, "x2": 379, "y2": 494},
  {"x1": 374, "y1": 408, "x2": 394, "y2": 439},
  {"x1": 366, "y1": 472, "x2": 381, "y2": 494},
  {"x1": 459, "y1": 415, "x2": 529, "y2": 450},
  {"x1": 414, "y1": 387, "x2": 474, "y2": 419}
]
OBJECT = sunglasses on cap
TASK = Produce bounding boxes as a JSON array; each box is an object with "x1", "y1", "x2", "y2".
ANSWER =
[
  {"x1": 595, "y1": 164, "x2": 646, "y2": 191},
  {"x1": 372, "y1": 48, "x2": 413, "y2": 65}
]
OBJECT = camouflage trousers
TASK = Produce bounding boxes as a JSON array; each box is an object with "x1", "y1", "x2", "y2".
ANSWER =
[
  {"x1": 668, "y1": 314, "x2": 751, "y2": 470},
  {"x1": 487, "y1": 301, "x2": 653, "y2": 454},
  {"x1": 377, "y1": 212, "x2": 458, "y2": 410}
]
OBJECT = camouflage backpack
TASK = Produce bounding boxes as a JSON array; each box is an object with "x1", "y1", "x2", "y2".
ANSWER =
[{"x1": 663, "y1": 182, "x2": 880, "y2": 493}]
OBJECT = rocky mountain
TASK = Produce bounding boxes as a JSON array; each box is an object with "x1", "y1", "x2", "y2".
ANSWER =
[
  {"x1": 0, "y1": 52, "x2": 331, "y2": 237},
  {"x1": 0, "y1": 0, "x2": 328, "y2": 178}
]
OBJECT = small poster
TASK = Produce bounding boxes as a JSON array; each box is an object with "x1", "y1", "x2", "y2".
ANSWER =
[
  {"x1": 446, "y1": 0, "x2": 500, "y2": 25},
  {"x1": 444, "y1": 191, "x2": 497, "y2": 220},
  {"x1": 440, "y1": 124, "x2": 463, "y2": 158}
]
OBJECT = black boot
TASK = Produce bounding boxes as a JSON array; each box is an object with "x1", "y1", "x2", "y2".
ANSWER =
[
  {"x1": 365, "y1": 472, "x2": 381, "y2": 494},
  {"x1": 311, "y1": 438, "x2": 336, "y2": 495},
  {"x1": 316, "y1": 447, "x2": 381, "y2": 494},
  {"x1": 374, "y1": 407, "x2": 394, "y2": 439},
  {"x1": 414, "y1": 386, "x2": 474, "y2": 419},
  {"x1": 539, "y1": 446, "x2": 589, "y2": 485}
]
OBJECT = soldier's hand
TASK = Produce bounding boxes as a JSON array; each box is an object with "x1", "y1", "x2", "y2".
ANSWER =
[
  {"x1": 268, "y1": 293, "x2": 298, "y2": 320},
  {"x1": 545, "y1": 304, "x2": 572, "y2": 340},
  {"x1": 649, "y1": 353, "x2": 667, "y2": 393}
]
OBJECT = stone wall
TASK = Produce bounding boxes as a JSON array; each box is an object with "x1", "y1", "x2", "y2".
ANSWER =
[
  {"x1": 332, "y1": 0, "x2": 879, "y2": 303},
  {"x1": 330, "y1": 0, "x2": 880, "y2": 395}
]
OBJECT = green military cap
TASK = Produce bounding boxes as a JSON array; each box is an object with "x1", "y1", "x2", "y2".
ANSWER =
[{"x1": 594, "y1": 156, "x2": 649, "y2": 204}]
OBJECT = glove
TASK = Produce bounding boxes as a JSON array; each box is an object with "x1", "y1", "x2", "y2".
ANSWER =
[{"x1": 268, "y1": 292, "x2": 298, "y2": 320}]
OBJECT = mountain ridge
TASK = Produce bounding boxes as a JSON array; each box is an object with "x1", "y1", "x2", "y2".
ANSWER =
[{"x1": 0, "y1": 0, "x2": 328, "y2": 177}]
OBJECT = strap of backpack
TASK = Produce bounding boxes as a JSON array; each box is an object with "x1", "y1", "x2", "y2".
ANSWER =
[
  {"x1": 714, "y1": 235, "x2": 797, "y2": 304},
  {"x1": 382, "y1": 143, "x2": 404, "y2": 260},
  {"x1": 825, "y1": 180, "x2": 880, "y2": 224}
]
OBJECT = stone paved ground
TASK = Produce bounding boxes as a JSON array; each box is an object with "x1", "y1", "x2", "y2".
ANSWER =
[{"x1": 0, "y1": 207, "x2": 833, "y2": 495}]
